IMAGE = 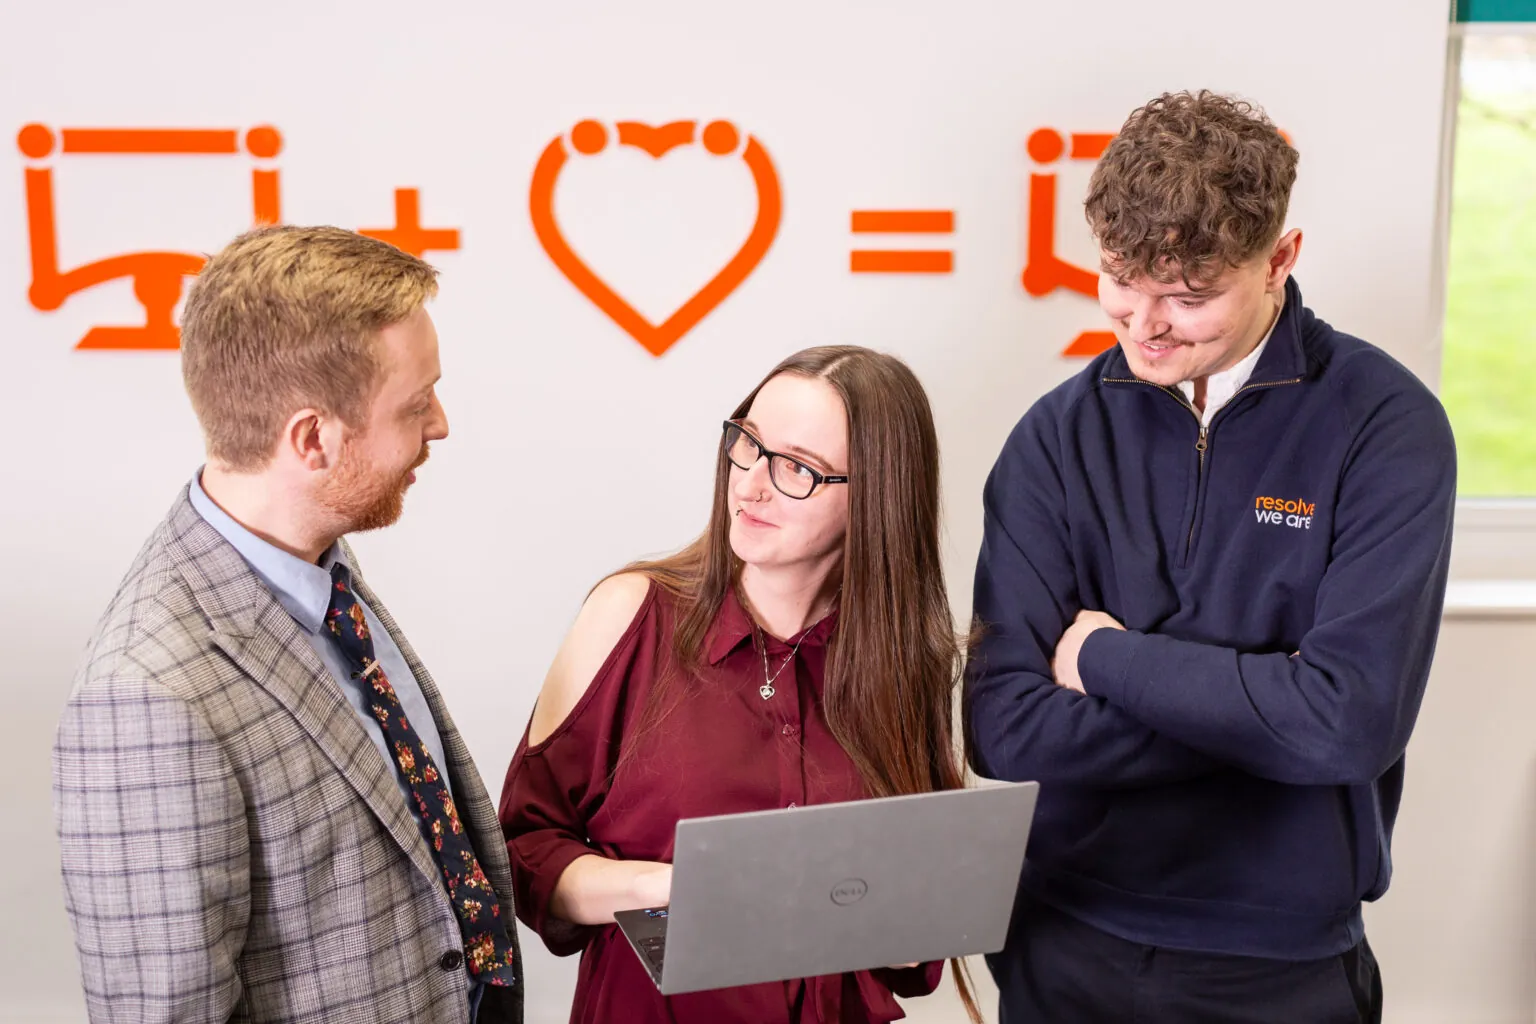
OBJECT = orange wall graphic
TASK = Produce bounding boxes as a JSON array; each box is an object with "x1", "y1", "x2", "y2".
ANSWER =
[
  {"x1": 19, "y1": 119, "x2": 1281, "y2": 359},
  {"x1": 1021, "y1": 125, "x2": 1291, "y2": 359},
  {"x1": 849, "y1": 210, "x2": 955, "y2": 275},
  {"x1": 529, "y1": 119, "x2": 781, "y2": 358},
  {"x1": 17, "y1": 123, "x2": 457, "y2": 351},
  {"x1": 1022, "y1": 127, "x2": 1118, "y2": 359}
]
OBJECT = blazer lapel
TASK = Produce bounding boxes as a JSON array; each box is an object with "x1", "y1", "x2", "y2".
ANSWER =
[{"x1": 164, "y1": 493, "x2": 443, "y2": 890}]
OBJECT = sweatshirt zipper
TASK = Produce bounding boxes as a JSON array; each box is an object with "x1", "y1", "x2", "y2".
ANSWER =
[{"x1": 1102, "y1": 376, "x2": 1304, "y2": 563}]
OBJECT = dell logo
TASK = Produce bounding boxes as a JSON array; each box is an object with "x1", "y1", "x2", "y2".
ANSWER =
[{"x1": 830, "y1": 879, "x2": 868, "y2": 906}]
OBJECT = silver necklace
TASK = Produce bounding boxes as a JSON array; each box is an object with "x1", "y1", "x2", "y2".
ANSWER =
[
  {"x1": 742, "y1": 585, "x2": 841, "y2": 701},
  {"x1": 755, "y1": 628, "x2": 807, "y2": 701}
]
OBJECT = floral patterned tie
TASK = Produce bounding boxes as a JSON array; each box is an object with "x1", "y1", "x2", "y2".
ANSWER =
[{"x1": 325, "y1": 562, "x2": 517, "y2": 986}]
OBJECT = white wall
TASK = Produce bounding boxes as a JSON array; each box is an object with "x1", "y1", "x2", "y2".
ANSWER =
[
  {"x1": 6, "y1": 2, "x2": 1519, "y2": 1022},
  {"x1": 1363, "y1": 615, "x2": 1536, "y2": 1024}
]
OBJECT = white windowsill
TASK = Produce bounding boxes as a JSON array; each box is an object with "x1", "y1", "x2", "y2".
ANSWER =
[
  {"x1": 1449, "y1": 500, "x2": 1536, "y2": 582},
  {"x1": 1443, "y1": 580, "x2": 1536, "y2": 619},
  {"x1": 1451, "y1": 21, "x2": 1536, "y2": 36}
]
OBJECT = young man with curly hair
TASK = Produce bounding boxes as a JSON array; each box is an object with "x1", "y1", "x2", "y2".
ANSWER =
[{"x1": 966, "y1": 90, "x2": 1456, "y2": 1023}]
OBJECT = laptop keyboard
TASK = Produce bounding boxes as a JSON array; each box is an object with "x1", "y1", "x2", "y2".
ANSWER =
[{"x1": 638, "y1": 934, "x2": 666, "y2": 975}]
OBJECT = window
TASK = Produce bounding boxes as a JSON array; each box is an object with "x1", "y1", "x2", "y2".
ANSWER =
[
  {"x1": 1442, "y1": 28, "x2": 1536, "y2": 496},
  {"x1": 1437, "y1": 8, "x2": 1536, "y2": 583}
]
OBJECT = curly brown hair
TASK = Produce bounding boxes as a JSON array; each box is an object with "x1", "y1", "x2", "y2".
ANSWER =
[{"x1": 1085, "y1": 90, "x2": 1298, "y2": 286}]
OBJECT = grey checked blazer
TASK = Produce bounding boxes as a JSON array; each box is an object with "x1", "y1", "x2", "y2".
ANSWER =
[{"x1": 53, "y1": 488, "x2": 524, "y2": 1024}]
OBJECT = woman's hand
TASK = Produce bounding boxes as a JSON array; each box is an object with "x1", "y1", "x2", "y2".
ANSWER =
[
  {"x1": 631, "y1": 863, "x2": 673, "y2": 908},
  {"x1": 550, "y1": 855, "x2": 674, "y2": 925}
]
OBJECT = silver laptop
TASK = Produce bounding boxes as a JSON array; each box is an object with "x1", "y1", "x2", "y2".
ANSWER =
[{"x1": 614, "y1": 781, "x2": 1038, "y2": 995}]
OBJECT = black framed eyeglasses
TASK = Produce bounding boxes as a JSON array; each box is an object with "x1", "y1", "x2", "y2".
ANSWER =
[{"x1": 722, "y1": 420, "x2": 849, "y2": 500}]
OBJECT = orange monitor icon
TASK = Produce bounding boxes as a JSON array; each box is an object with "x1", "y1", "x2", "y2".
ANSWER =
[{"x1": 17, "y1": 123, "x2": 283, "y2": 350}]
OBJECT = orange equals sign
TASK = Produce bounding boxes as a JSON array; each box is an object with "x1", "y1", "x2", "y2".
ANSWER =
[{"x1": 850, "y1": 210, "x2": 954, "y2": 274}]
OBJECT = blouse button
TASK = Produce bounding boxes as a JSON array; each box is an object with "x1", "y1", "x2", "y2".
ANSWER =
[
  {"x1": 781, "y1": 724, "x2": 797, "y2": 737},
  {"x1": 788, "y1": 802, "x2": 798, "y2": 809}
]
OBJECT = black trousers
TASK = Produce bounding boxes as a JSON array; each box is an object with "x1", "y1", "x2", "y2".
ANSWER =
[{"x1": 987, "y1": 895, "x2": 1382, "y2": 1024}]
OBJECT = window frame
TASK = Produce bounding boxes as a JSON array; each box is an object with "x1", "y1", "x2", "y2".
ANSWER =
[{"x1": 1432, "y1": 18, "x2": 1536, "y2": 586}]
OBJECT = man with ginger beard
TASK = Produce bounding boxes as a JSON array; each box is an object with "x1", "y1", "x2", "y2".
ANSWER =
[{"x1": 53, "y1": 226, "x2": 523, "y2": 1024}]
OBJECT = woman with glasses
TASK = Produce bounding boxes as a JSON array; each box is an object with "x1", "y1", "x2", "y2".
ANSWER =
[{"x1": 497, "y1": 346, "x2": 979, "y2": 1024}]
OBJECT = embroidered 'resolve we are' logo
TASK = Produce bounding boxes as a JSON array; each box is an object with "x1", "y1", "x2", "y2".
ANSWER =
[{"x1": 1254, "y1": 495, "x2": 1316, "y2": 530}]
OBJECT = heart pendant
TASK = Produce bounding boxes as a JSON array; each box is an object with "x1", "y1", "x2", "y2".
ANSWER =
[{"x1": 759, "y1": 683, "x2": 775, "y2": 700}]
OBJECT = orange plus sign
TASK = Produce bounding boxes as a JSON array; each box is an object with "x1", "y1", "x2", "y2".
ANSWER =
[{"x1": 360, "y1": 188, "x2": 459, "y2": 257}]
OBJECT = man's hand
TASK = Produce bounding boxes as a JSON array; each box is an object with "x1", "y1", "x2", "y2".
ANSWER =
[{"x1": 1051, "y1": 609, "x2": 1126, "y2": 692}]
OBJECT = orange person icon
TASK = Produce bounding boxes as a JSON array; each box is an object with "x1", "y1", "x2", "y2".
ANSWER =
[
  {"x1": 1021, "y1": 128, "x2": 1117, "y2": 359},
  {"x1": 1022, "y1": 125, "x2": 1291, "y2": 359}
]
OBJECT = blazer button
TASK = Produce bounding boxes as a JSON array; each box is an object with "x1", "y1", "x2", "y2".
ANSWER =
[{"x1": 439, "y1": 950, "x2": 463, "y2": 972}]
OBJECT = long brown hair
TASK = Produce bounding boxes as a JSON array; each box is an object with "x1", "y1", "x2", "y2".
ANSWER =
[{"x1": 621, "y1": 345, "x2": 982, "y2": 1020}]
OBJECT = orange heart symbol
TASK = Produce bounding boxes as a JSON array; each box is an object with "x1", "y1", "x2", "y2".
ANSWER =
[{"x1": 529, "y1": 119, "x2": 782, "y2": 357}]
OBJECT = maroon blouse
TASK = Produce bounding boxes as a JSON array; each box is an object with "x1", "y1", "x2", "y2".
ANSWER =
[{"x1": 498, "y1": 581, "x2": 943, "y2": 1023}]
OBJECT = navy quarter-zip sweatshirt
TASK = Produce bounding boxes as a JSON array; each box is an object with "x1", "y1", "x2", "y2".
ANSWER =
[{"x1": 966, "y1": 278, "x2": 1456, "y2": 960}]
